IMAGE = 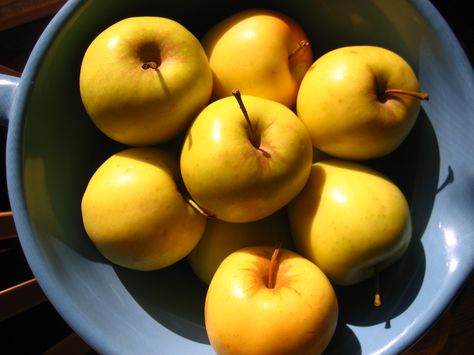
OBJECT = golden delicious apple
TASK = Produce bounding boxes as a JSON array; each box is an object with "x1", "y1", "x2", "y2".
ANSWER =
[
  {"x1": 288, "y1": 159, "x2": 411, "y2": 285},
  {"x1": 79, "y1": 16, "x2": 213, "y2": 146},
  {"x1": 81, "y1": 147, "x2": 206, "y2": 270},
  {"x1": 296, "y1": 45, "x2": 429, "y2": 160},
  {"x1": 205, "y1": 246, "x2": 338, "y2": 355},
  {"x1": 180, "y1": 92, "x2": 313, "y2": 223},
  {"x1": 202, "y1": 9, "x2": 313, "y2": 108},
  {"x1": 187, "y1": 208, "x2": 292, "y2": 284}
]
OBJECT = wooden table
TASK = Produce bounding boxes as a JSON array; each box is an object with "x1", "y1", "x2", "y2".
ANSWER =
[{"x1": 1, "y1": 1, "x2": 473, "y2": 354}]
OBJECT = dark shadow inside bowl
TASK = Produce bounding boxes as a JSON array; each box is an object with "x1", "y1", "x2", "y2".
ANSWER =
[
  {"x1": 114, "y1": 261, "x2": 210, "y2": 344},
  {"x1": 324, "y1": 322, "x2": 362, "y2": 355}
]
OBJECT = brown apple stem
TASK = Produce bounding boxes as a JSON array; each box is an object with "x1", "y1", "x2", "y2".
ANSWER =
[
  {"x1": 384, "y1": 88, "x2": 429, "y2": 100},
  {"x1": 288, "y1": 40, "x2": 310, "y2": 60},
  {"x1": 185, "y1": 195, "x2": 214, "y2": 218},
  {"x1": 232, "y1": 90, "x2": 271, "y2": 158},
  {"x1": 142, "y1": 61, "x2": 159, "y2": 70},
  {"x1": 232, "y1": 90, "x2": 256, "y2": 143},
  {"x1": 374, "y1": 265, "x2": 382, "y2": 307},
  {"x1": 267, "y1": 241, "x2": 282, "y2": 289}
]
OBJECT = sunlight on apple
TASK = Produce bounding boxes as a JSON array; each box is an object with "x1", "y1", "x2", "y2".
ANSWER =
[
  {"x1": 297, "y1": 46, "x2": 427, "y2": 160},
  {"x1": 117, "y1": 172, "x2": 132, "y2": 185},
  {"x1": 233, "y1": 285, "x2": 245, "y2": 299},
  {"x1": 79, "y1": 16, "x2": 213, "y2": 146},
  {"x1": 331, "y1": 66, "x2": 347, "y2": 81},
  {"x1": 331, "y1": 188, "x2": 347, "y2": 204},
  {"x1": 241, "y1": 29, "x2": 257, "y2": 40},
  {"x1": 212, "y1": 119, "x2": 222, "y2": 142},
  {"x1": 107, "y1": 36, "x2": 119, "y2": 49}
]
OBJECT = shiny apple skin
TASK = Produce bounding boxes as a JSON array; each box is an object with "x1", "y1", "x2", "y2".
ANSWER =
[
  {"x1": 288, "y1": 160, "x2": 412, "y2": 285},
  {"x1": 79, "y1": 16, "x2": 213, "y2": 146},
  {"x1": 205, "y1": 246, "x2": 338, "y2": 355},
  {"x1": 180, "y1": 94, "x2": 313, "y2": 223},
  {"x1": 188, "y1": 208, "x2": 293, "y2": 284},
  {"x1": 297, "y1": 45, "x2": 422, "y2": 160},
  {"x1": 202, "y1": 9, "x2": 313, "y2": 108},
  {"x1": 81, "y1": 148, "x2": 206, "y2": 270}
]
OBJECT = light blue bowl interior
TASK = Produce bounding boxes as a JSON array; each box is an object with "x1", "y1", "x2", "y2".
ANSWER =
[{"x1": 5, "y1": 0, "x2": 474, "y2": 354}]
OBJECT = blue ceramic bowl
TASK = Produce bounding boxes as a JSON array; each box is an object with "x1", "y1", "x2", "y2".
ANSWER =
[{"x1": 1, "y1": 1, "x2": 473, "y2": 354}]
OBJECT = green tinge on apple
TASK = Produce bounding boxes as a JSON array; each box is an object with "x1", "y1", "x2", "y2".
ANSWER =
[
  {"x1": 296, "y1": 45, "x2": 428, "y2": 160},
  {"x1": 180, "y1": 94, "x2": 313, "y2": 223},
  {"x1": 288, "y1": 159, "x2": 412, "y2": 286},
  {"x1": 81, "y1": 147, "x2": 207, "y2": 271},
  {"x1": 79, "y1": 16, "x2": 213, "y2": 147}
]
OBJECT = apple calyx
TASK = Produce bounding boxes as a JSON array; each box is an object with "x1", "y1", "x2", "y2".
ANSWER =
[
  {"x1": 231, "y1": 90, "x2": 271, "y2": 158},
  {"x1": 289, "y1": 40, "x2": 310, "y2": 60},
  {"x1": 142, "y1": 61, "x2": 159, "y2": 70},
  {"x1": 373, "y1": 264, "x2": 382, "y2": 307},
  {"x1": 383, "y1": 88, "x2": 430, "y2": 101},
  {"x1": 267, "y1": 242, "x2": 282, "y2": 289}
]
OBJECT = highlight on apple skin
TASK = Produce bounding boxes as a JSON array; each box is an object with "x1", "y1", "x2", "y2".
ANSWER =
[
  {"x1": 79, "y1": 16, "x2": 213, "y2": 147},
  {"x1": 202, "y1": 8, "x2": 313, "y2": 109},
  {"x1": 205, "y1": 246, "x2": 339, "y2": 355},
  {"x1": 180, "y1": 93, "x2": 313, "y2": 223},
  {"x1": 187, "y1": 208, "x2": 293, "y2": 284},
  {"x1": 81, "y1": 147, "x2": 207, "y2": 271},
  {"x1": 296, "y1": 45, "x2": 429, "y2": 160},
  {"x1": 288, "y1": 159, "x2": 412, "y2": 286}
]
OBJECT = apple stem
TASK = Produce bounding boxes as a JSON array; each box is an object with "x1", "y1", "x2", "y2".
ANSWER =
[
  {"x1": 185, "y1": 195, "x2": 214, "y2": 218},
  {"x1": 232, "y1": 90, "x2": 271, "y2": 158},
  {"x1": 232, "y1": 90, "x2": 256, "y2": 143},
  {"x1": 374, "y1": 265, "x2": 382, "y2": 307},
  {"x1": 384, "y1": 88, "x2": 429, "y2": 101},
  {"x1": 289, "y1": 40, "x2": 310, "y2": 60},
  {"x1": 267, "y1": 241, "x2": 282, "y2": 289},
  {"x1": 142, "y1": 61, "x2": 159, "y2": 70}
]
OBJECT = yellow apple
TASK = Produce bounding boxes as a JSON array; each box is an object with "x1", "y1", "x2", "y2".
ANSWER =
[
  {"x1": 81, "y1": 147, "x2": 206, "y2": 270},
  {"x1": 296, "y1": 45, "x2": 429, "y2": 160},
  {"x1": 288, "y1": 159, "x2": 411, "y2": 285},
  {"x1": 180, "y1": 92, "x2": 313, "y2": 223},
  {"x1": 202, "y1": 9, "x2": 313, "y2": 108},
  {"x1": 187, "y1": 208, "x2": 292, "y2": 284},
  {"x1": 205, "y1": 246, "x2": 338, "y2": 355},
  {"x1": 79, "y1": 16, "x2": 213, "y2": 146}
]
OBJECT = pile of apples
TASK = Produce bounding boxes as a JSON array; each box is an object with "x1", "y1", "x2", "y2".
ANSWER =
[{"x1": 79, "y1": 9, "x2": 428, "y2": 355}]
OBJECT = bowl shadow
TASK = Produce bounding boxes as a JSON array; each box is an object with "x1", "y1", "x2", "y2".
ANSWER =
[
  {"x1": 115, "y1": 260, "x2": 210, "y2": 344},
  {"x1": 324, "y1": 322, "x2": 362, "y2": 355}
]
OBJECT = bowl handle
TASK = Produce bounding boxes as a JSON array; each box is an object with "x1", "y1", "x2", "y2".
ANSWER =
[{"x1": 0, "y1": 66, "x2": 21, "y2": 127}]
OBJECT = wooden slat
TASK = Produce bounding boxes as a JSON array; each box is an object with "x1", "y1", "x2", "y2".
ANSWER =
[
  {"x1": 0, "y1": 64, "x2": 21, "y2": 76},
  {"x1": 0, "y1": 0, "x2": 66, "y2": 31},
  {"x1": 0, "y1": 211, "x2": 48, "y2": 320},
  {"x1": 43, "y1": 332, "x2": 92, "y2": 355},
  {"x1": 0, "y1": 211, "x2": 16, "y2": 241},
  {"x1": 0, "y1": 278, "x2": 48, "y2": 321}
]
